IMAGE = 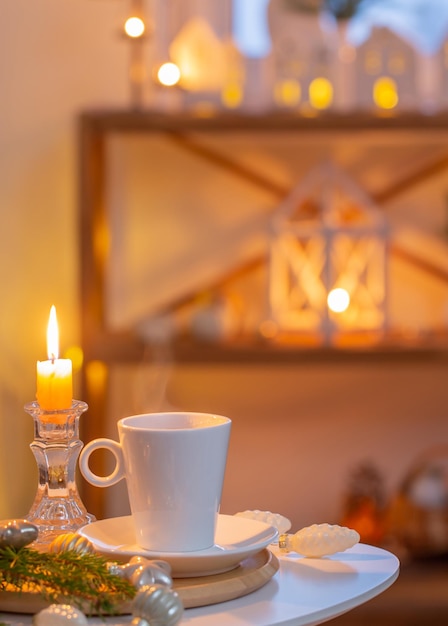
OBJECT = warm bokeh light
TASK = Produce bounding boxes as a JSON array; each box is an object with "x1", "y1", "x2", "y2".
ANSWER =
[
  {"x1": 373, "y1": 76, "x2": 398, "y2": 109},
  {"x1": 124, "y1": 16, "x2": 145, "y2": 38},
  {"x1": 94, "y1": 215, "x2": 110, "y2": 267},
  {"x1": 309, "y1": 77, "x2": 333, "y2": 110},
  {"x1": 327, "y1": 288, "x2": 350, "y2": 313},
  {"x1": 64, "y1": 345, "x2": 84, "y2": 373},
  {"x1": 274, "y1": 79, "x2": 301, "y2": 107},
  {"x1": 222, "y1": 83, "x2": 243, "y2": 108},
  {"x1": 157, "y1": 62, "x2": 181, "y2": 86},
  {"x1": 85, "y1": 360, "x2": 108, "y2": 396}
]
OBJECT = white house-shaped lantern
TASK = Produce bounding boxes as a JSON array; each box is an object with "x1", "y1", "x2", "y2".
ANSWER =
[
  {"x1": 269, "y1": 162, "x2": 389, "y2": 345},
  {"x1": 354, "y1": 26, "x2": 419, "y2": 112}
]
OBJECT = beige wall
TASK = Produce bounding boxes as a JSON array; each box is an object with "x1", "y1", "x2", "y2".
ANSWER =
[{"x1": 0, "y1": 0, "x2": 129, "y2": 518}]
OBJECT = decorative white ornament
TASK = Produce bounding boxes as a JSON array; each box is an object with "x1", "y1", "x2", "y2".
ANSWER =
[
  {"x1": 131, "y1": 584, "x2": 184, "y2": 626},
  {"x1": 280, "y1": 523, "x2": 360, "y2": 558},
  {"x1": 33, "y1": 604, "x2": 88, "y2": 626},
  {"x1": 49, "y1": 532, "x2": 95, "y2": 554},
  {"x1": 235, "y1": 510, "x2": 291, "y2": 534}
]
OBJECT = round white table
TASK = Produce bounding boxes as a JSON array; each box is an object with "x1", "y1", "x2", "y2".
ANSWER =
[{"x1": 0, "y1": 543, "x2": 399, "y2": 626}]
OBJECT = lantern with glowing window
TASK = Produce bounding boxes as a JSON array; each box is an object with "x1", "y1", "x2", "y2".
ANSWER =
[
  {"x1": 354, "y1": 27, "x2": 418, "y2": 112},
  {"x1": 168, "y1": 17, "x2": 244, "y2": 109},
  {"x1": 268, "y1": 163, "x2": 389, "y2": 346}
]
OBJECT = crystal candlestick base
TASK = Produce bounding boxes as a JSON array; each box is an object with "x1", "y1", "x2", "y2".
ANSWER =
[{"x1": 24, "y1": 400, "x2": 96, "y2": 547}]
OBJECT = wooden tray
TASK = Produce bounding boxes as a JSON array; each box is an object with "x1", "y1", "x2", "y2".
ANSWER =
[
  {"x1": 0, "y1": 548, "x2": 278, "y2": 614},
  {"x1": 175, "y1": 547, "x2": 279, "y2": 608}
]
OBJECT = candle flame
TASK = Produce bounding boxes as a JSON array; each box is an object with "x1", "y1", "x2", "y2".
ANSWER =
[{"x1": 47, "y1": 305, "x2": 59, "y2": 361}]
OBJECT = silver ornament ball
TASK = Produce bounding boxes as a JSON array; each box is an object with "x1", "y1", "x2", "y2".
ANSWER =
[
  {"x1": 0, "y1": 519, "x2": 38, "y2": 549},
  {"x1": 132, "y1": 584, "x2": 183, "y2": 626}
]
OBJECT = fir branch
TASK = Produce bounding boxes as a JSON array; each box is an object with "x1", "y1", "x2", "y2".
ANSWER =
[{"x1": 0, "y1": 545, "x2": 136, "y2": 615}]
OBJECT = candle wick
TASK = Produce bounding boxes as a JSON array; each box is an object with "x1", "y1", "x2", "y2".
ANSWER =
[{"x1": 51, "y1": 354, "x2": 55, "y2": 364}]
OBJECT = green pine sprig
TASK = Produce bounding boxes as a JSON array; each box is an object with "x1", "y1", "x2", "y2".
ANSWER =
[{"x1": 0, "y1": 545, "x2": 136, "y2": 616}]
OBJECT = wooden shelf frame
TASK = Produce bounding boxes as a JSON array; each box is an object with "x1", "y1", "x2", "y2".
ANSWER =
[
  {"x1": 77, "y1": 109, "x2": 448, "y2": 516},
  {"x1": 79, "y1": 109, "x2": 448, "y2": 359}
]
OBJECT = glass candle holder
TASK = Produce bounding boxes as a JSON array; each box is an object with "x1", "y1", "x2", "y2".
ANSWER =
[{"x1": 24, "y1": 400, "x2": 95, "y2": 547}]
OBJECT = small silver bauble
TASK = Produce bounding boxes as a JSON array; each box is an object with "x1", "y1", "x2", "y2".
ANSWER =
[
  {"x1": 112, "y1": 556, "x2": 173, "y2": 589},
  {"x1": 0, "y1": 519, "x2": 38, "y2": 549},
  {"x1": 129, "y1": 556, "x2": 172, "y2": 576},
  {"x1": 130, "y1": 564, "x2": 173, "y2": 589},
  {"x1": 33, "y1": 603, "x2": 88, "y2": 626},
  {"x1": 131, "y1": 584, "x2": 183, "y2": 626}
]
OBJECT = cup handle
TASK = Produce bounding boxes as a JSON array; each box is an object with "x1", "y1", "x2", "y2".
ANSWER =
[{"x1": 79, "y1": 438, "x2": 125, "y2": 487}]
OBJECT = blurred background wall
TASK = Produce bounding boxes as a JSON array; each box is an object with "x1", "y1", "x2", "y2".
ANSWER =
[
  {"x1": 0, "y1": 0, "x2": 129, "y2": 518},
  {"x1": 1, "y1": 1, "x2": 448, "y2": 542}
]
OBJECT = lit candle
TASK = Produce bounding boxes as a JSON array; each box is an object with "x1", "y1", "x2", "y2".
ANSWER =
[{"x1": 36, "y1": 306, "x2": 73, "y2": 411}]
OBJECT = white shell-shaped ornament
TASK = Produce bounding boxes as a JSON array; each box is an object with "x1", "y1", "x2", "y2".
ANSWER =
[
  {"x1": 33, "y1": 604, "x2": 88, "y2": 626},
  {"x1": 234, "y1": 510, "x2": 291, "y2": 534},
  {"x1": 288, "y1": 523, "x2": 360, "y2": 557},
  {"x1": 132, "y1": 584, "x2": 183, "y2": 626},
  {"x1": 49, "y1": 533, "x2": 95, "y2": 554}
]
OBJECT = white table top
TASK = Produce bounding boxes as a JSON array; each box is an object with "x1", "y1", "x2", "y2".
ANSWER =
[{"x1": 0, "y1": 543, "x2": 399, "y2": 626}]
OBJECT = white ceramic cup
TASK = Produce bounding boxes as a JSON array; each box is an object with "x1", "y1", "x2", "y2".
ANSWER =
[{"x1": 79, "y1": 412, "x2": 231, "y2": 552}]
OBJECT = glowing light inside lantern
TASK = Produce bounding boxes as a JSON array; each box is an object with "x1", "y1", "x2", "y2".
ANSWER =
[
  {"x1": 373, "y1": 77, "x2": 398, "y2": 109},
  {"x1": 124, "y1": 16, "x2": 145, "y2": 38},
  {"x1": 327, "y1": 288, "x2": 350, "y2": 313},
  {"x1": 309, "y1": 77, "x2": 333, "y2": 110},
  {"x1": 157, "y1": 62, "x2": 181, "y2": 86}
]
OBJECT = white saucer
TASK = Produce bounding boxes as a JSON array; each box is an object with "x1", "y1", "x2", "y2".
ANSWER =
[{"x1": 79, "y1": 514, "x2": 278, "y2": 578}]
